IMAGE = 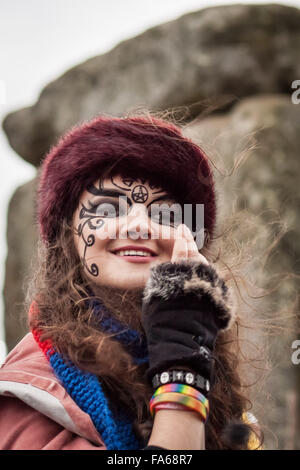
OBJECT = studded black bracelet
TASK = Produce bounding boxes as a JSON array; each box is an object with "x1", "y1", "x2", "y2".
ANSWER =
[{"x1": 152, "y1": 369, "x2": 210, "y2": 396}]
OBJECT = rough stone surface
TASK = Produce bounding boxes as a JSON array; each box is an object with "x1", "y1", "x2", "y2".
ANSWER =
[
  {"x1": 3, "y1": 179, "x2": 38, "y2": 352},
  {"x1": 2, "y1": 3, "x2": 300, "y2": 166},
  {"x1": 184, "y1": 94, "x2": 300, "y2": 450}
]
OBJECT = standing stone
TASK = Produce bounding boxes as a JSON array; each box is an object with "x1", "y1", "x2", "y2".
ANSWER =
[
  {"x1": 184, "y1": 94, "x2": 300, "y2": 450},
  {"x1": 2, "y1": 4, "x2": 300, "y2": 166},
  {"x1": 3, "y1": 179, "x2": 38, "y2": 352}
]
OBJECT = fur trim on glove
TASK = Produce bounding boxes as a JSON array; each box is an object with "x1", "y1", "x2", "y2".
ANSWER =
[{"x1": 142, "y1": 260, "x2": 236, "y2": 331}]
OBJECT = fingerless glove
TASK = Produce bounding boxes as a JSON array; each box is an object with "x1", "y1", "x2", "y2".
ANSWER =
[{"x1": 141, "y1": 260, "x2": 236, "y2": 389}]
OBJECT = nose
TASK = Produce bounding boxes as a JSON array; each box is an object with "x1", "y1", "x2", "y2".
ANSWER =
[{"x1": 119, "y1": 204, "x2": 155, "y2": 240}]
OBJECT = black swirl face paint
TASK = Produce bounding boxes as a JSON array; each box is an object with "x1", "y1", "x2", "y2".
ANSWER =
[
  {"x1": 75, "y1": 176, "x2": 167, "y2": 278},
  {"x1": 74, "y1": 203, "x2": 106, "y2": 277},
  {"x1": 111, "y1": 176, "x2": 165, "y2": 204}
]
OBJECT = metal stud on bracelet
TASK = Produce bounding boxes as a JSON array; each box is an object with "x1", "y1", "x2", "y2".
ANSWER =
[{"x1": 152, "y1": 370, "x2": 210, "y2": 395}]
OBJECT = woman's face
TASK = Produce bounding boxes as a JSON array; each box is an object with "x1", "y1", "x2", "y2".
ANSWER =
[{"x1": 72, "y1": 174, "x2": 182, "y2": 289}]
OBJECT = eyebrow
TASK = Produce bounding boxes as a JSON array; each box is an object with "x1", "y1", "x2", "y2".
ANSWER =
[
  {"x1": 88, "y1": 188, "x2": 176, "y2": 206},
  {"x1": 149, "y1": 194, "x2": 177, "y2": 206},
  {"x1": 90, "y1": 189, "x2": 129, "y2": 199}
]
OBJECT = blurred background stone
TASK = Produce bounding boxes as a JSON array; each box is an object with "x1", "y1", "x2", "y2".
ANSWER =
[
  {"x1": 3, "y1": 179, "x2": 38, "y2": 352},
  {"x1": 2, "y1": 3, "x2": 300, "y2": 166},
  {"x1": 2, "y1": 3, "x2": 300, "y2": 449},
  {"x1": 185, "y1": 94, "x2": 300, "y2": 449}
]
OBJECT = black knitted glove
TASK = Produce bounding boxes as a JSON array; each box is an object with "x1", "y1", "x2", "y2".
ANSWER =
[{"x1": 141, "y1": 260, "x2": 236, "y2": 391}]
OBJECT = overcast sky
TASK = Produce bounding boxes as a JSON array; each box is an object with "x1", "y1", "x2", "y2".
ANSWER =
[{"x1": 0, "y1": 0, "x2": 299, "y2": 362}]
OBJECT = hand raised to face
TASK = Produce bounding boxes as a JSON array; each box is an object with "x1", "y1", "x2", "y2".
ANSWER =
[{"x1": 171, "y1": 224, "x2": 209, "y2": 265}]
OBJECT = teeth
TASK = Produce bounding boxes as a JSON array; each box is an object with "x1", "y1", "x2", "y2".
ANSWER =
[{"x1": 115, "y1": 250, "x2": 152, "y2": 257}]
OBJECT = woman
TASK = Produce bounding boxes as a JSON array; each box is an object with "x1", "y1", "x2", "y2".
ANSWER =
[{"x1": 0, "y1": 113, "x2": 263, "y2": 450}]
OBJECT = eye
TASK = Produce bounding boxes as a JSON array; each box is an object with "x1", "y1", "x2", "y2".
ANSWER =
[
  {"x1": 92, "y1": 200, "x2": 128, "y2": 218},
  {"x1": 150, "y1": 205, "x2": 182, "y2": 227}
]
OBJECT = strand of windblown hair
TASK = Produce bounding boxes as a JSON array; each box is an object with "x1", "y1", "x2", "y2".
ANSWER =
[{"x1": 31, "y1": 327, "x2": 143, "y2": 450}]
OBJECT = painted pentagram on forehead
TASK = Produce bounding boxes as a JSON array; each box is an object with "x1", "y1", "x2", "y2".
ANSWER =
[
  {"x1": 131, "y1": 185, "x2": 149, "y2": 203},
  {"x1": 111, "y1": 176, "x2": 165, "y2": 202}
]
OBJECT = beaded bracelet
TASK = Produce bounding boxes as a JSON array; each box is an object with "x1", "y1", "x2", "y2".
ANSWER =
[{"x1": 150, "y1": 392, "x2": 208, "y2": 422}]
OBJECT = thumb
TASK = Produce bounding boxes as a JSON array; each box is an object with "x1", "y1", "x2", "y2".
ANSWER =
[{"x1": 171, "y1": 225, "x2": 188, "y2": 262}]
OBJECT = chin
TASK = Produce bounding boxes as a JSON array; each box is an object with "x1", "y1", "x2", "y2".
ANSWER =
[
  {"x1": 95, "y1": 276, "x2": 146, "y2": 291},
  {"x1": 118, "y1": 279, "x2": 147, "y2": 290}
]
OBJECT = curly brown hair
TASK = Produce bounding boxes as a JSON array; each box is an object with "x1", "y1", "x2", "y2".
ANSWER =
[{"x1": 25, "y1": 110, "x2": 296, "y2": 450}]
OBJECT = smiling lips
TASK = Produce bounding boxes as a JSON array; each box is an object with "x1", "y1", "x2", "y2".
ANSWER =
[{"x1": 110, "y1": 245, "x2": 158, "y2": 263}]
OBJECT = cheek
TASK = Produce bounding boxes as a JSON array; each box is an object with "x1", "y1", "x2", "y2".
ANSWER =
[
  {"x1": 93, "y1": 217, "x2": 118, "y2": 242},
  {"x1": 158, "y1": 225, "x2": 177, "y2": 255},
  {"x1": 73, "y1": 213, "x2": 111, "y2": 258}
]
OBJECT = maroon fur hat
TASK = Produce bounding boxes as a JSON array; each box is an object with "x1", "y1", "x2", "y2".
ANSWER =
[{"x1": 37, "y1": 115, "x2": 217, "y2": 245}]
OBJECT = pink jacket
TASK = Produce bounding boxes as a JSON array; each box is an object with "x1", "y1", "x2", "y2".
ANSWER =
[
  {"x1": 0, "y1": 333, "x2": 262, "y2": 450},
  {"x1": 0, "y1": 333, "x2": 106, "y2": 450}
]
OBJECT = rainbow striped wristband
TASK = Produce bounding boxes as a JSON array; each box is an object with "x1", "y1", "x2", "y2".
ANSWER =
[
  {"x1": 153, "y1": 383, "x2": 209, "y2": 408},
  {"x1": 150, "y1": 383, "x2": 209, "y2": 422},
  {"x1": 150, "y1": 393, "x2": 209, "y2": 422}
]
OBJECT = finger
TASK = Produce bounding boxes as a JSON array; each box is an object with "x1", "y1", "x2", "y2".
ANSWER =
[
  {"x1": 197, "y1": 252, "x2": 210, "y2": 265},
  {"x1": 183, "y1": 225, "x2": 209, "y2": 265},
  {"x1": 171, "y1": 237, "x2": 188, "y2": 263}
]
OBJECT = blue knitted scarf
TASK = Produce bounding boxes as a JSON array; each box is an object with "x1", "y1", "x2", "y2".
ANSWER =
[{"x1": 32, "y1": 296, "x2": 149, "y2": 450}]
